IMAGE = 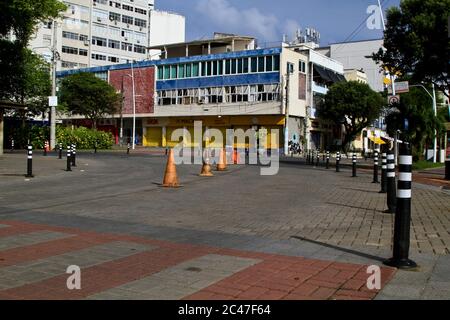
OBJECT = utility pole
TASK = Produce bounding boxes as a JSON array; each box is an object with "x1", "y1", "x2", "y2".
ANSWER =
[
  {"x1": 131, "y1": 61, "x2": 136, "y2": 150},
  {"x1": 432, "y1": 83, "x2": 438, "y2": 163},
  {"x1": 284, "y1": 71, "x2": 290, "y2": 156},
  {"x1": 50, "y1": 20, "x2": 58, "y2": 150}
]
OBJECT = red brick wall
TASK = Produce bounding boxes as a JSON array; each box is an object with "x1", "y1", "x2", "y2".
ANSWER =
[{"x1": 109, "y1": 66, "x2": 155, "y2": 115}]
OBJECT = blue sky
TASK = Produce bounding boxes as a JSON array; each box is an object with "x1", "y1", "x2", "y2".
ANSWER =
[{"x1": 157, "y1": 0, "x2": 400, "y2": 46}]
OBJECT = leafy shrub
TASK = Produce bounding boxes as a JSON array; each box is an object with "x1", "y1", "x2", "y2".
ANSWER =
[{"x1": 56, "y1": 126, "x2": 113, "y2": 149}]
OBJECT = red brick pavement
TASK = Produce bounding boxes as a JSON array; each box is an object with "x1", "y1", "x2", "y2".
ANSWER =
[{"x1": 0, "y1": 220, "x2": 396, "y2": 300}]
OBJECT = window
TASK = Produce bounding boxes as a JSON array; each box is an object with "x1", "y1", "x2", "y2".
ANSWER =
[
  {"x1": 122, "y1": 4, "x2": 133, "y2": 11},
  {"x1": 134, "y1": 32, "x2": 146, "y2": 44},
  {"x1": 225, "y1": 60, "x2": 231, "y2": 75},
  {"x1": 109, "y1": 12, "x2": 120, "y2": 22},
  {"x1": 237, "y1": 58, "x2": 243, "y2": 74},
  {"x1": 186, "y1": 64, "x2": 191, "y2": 77},
  {"x1": 299, "y1": 60, "x2": 306, "y2": 73},
  {"x1": 251, "y1": 57, "x2": 257, "y2": 72},
  {"x1": 92, "y1": 23, "x2": 108, "y2": 36},
  {"x1": 243, "y1": 58, "x2": 249, "y2": 73},
  {"x1": 108, "y1": 56, "x2": 120, "y2": 63},
  {"x1": 62, "y1": 31, "x2": 79, "y2": 40},
  {"x1": 170, "y1": 65, "x2": 177, "y2": 79},
  {"x1": 91, "y1": 53, "x2": 107, "y2": 61},
  {"x1": 122, "y1": 15, "x2": 133, "y2": 25},
  {"x1": 108, "y1": 39, "x2": 120, "y2": 49},
  {"x1": 192, "y1": 63, "x2": 199, "y2": 77},
  {"x1": 158, "y1": 67, "x2": 163, "y2": 80},
  {"x1": 134, "y1": 44, "x2": 146, "y2": 54},
  {"x1": 178, "y1": 64, "x2": 185, "y2": 78},
  {"x1": 79, "y1": 34, "x2": 88, "y2": 42},
  {"x1": 94, "y1": 71, "x2": 108, "y2": 81},
  {"x1": 121, "y1": 42, "x2": 132, "y2": 51},
  {"x1": 61, "y1": 60, "x2": 77, "y2": 68},
  {"x1": 93, "y1": 9, "x2": 108, "y2": 22},
  {"x1": 134, "y1": 18, "x2": 147, "y2": 28},
  {"x1": 201, "y1": 61, "x2": 207, "y2": 76},
  {"x1": 273, "y1": 55, "x2": 280, "y2": 71},
  {"x1": 92, "y1": 36, "x2": 107, "y2": 47},
  {"x1": 122, "y1": 30, "x2": 133, "y2": 41},
  {"x1": 212, "y1": 61, "x2": 218, "y2": 76},
  {"x1": 231, "y1": 59, "x2": 237, "y2": 74},
  {"x1": 206, "y1": 61, "x2": 212, "y2": 76},
  {"x1": 62, "y1": 46, "x2": 78, "y2": 55},
  {"x1": 108, "y1": 26, "x2": 120, "y2": 37},
  {"x1": 266, "y1": 56, "x2": 273, "y2": 72},
  {"x1": 163, "y1": 65, "x2": 170, "y2": 79},
  {"x1": 258, "y1": 57, "x2": 265, "y2": 72},
  {"x1": 135, "y1": 7, "x2": 147, "y2": 15},
  {"x1": 79, "y1": 49, "x2": 88, "y2": 56}
]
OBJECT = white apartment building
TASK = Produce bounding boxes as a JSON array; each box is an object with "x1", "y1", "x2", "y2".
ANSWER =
[{"x1": 29, "y1": 0, "x2": 185, "y2": 71}]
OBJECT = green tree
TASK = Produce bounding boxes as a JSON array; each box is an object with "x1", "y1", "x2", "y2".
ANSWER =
[
  {"x1": 0, "y1": 43, "x2": 51, "y2": 114},
  {"x1": 372, "y1": 0, "x2": 450, "y2": 98},
  {"x1": 0, "y1": 0, "x2": 66, "y2": 44},
  {"x1": 59, "y1": 73, "x2": 122, "y2": 128},
  {"x1": 384, "y1": 87, "x2": 442, "y2": 160},
  {"x1": 318, "y1": 81, "x2": 385, "y2": 150}
]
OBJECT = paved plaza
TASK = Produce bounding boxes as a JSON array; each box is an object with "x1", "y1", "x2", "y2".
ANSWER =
[{"x1": 0, "y1": 150, "x2": 449, "y2": 299}]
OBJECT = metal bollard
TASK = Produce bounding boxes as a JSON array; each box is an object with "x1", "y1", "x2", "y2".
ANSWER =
[
  {"x1": 372, "y1": 150, "x2": 379, "y2": 183},
  {"x1": 379, "y1": 146, "x2": 387, "y2": 193},
  {"x1": 316, "y1": 150, "x2": 320, "y2": 167},
  {"x1": 307, "y1": 150, "x2": 310, "y2": 164},
  {"x1": 326, "y1": 151, "x2": 330, "y2": 169},
  {"x1": 311, "y1": 150, "x2": 315, "y2": 166},
  {"x1": 58, "y1": 143, "x2": 62, "y2": 159},
  {"x1": 26, "y1": 145, "x2": 33, "y2": 178},
  {"x1": 127, "y1": 143, "x2": 130, "y2": 155},
  {"x1": 352, "y1": 152, "x2": 357, "y2": 177},
  {"x1": 384, "y1": 143, "x2": 417, "y2": 270},
  {"x1": 94, "y1": 141, "x2": 98, "y2": 154},
  {"x1": 385, "y1": 149, "x2": 397, "y2": 214},
  {"x1": 66, "y1": 147, "x2": 72, "y2": 172},
  {"x1": 71, "y1": 144, "x2": 77, "y2": 167},
  {"x1": 336, "y1": 151, "x2": 340, "y2": 172},
  {"x1": 10, "y1": 139, "x2": 14, "y2": 152}
]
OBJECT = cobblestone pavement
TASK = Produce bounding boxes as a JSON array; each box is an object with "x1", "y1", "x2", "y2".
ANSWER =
[
  {"x1": 0, "y1": 220, "x2": 395, "y2": 300},
  {"x1": 0, "y1": 151, "x2": 449, "y2": 299}
]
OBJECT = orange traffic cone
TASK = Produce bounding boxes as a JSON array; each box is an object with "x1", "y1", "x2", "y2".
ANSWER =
[
  {"x1": 162, "y1": 149, "x2": 179, "y2": 187},
  {"x1": 199, "y1": 158, "x2": 214, "y2": 177},
  {"x1": 216, "y1": 148, "x2": 227, "y2": 171}
]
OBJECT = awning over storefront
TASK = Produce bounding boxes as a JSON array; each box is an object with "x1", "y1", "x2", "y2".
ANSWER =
[
  {"x1": 314, "y1": 65, "x2": 346, "y2": 83},
  {"x1": 368, "y1": 136, "x2": 386, "y2": 145}
]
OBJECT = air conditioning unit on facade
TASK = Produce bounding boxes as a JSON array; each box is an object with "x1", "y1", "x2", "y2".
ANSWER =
[
  {"x1": 97, "y1": 17, "x2": 101, "y2": 22},
  {"x1": 139, "y1": 27, "x2": 143, "y2": 31},
  {"x1": 124, "y1": 37, "x2": 128, "y2": 41}
]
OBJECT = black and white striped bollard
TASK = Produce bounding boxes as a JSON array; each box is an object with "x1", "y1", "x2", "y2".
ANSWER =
[
  {"x1": 10, "y1": 139, "x2": 14, "y2": 152},
  {"x1": 372, "y1": 150, "x2": 379, "y2": 183},
  {"x1": 384, "y1": 143, "x2": 417, "y2": 270},
  {"x1": 26, "y1": 145, "x2": 33, "y2": 178},
  {"x1": 385, "y1": 149, "x2": 397, "y2": 214},
  {"x1": 352, "y1": 152, "x2": 357, "y2": 177},
  {"x1": 71, "y1": 144, "x2": 77, "y2": 167},
  {"x1": 66, "y1": 147, "x2": 72, "y2": 172},
  {"x1": 58, "y1": 143, "x2": 62, "y2": 159},
  {"x1": 336, "y1": 151, "x2": 340, "y2": 172},
  {"x1": 326, "y1": 151, "x2": 330, "y2": 169},
  {"x1": 127, "y1": 143, "x2": 131, "y2": 155},
  {"x1": 379, "y1": 146, "x2": 387, "y2": 193}
]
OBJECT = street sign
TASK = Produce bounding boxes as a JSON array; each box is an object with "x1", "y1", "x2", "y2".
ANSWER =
[
  {"x1": 388, "y1": 81, "x2": 409, "y2": 94},
  {"x1": 388, "y1": 95, "x2": 400, "y2": 105},
  {"x1": 49, "y1": 96, "x2": 58, "y2": 107}
]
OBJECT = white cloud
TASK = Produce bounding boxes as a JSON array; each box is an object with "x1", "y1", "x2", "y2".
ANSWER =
[{"x1": 195, "y1": 0, "x2": 293, "y2": 43}]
